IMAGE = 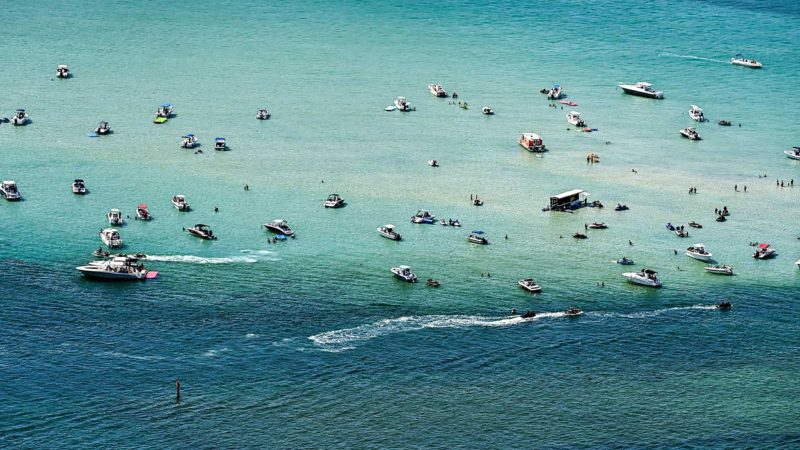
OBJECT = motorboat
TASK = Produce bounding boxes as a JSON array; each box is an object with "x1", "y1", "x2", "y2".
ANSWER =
[
  {"x1": 686, "y1": 244, "x2": 713, "y2": 261},
  {"x1": 391, "y1": 265, "x2": 418, "y2": 282},
  {"x1": 440, "y1": 219, "x2": 448, "y2": 226},
  {"x1": 427, "y1": 159, "x2": 439, "y2": 167},
  {"x1": 676, "y1": 229, "x2": 689, "y2": 238},
  {"x1": 784, "y1": 147, "x2": 800, "y2": 160},
  {"x1": 680, "y1": 127, "x2": 701, "y2": 140},
  {"x1": 473, "y1": 198, "x2": 483, "y2": 206},
  {"x1": 482, "y1": 107, "x2": 494, "y2": 115},
  {"x1": 156, "y1": 103, "x2": 174, "y2": 118},
  {"x1": 450, "y1": 219, "x2": 461, "y2": 227},
  {"x1": 622, "y1": 268, "x2": 662, "y2": 287},
  {"x1": 92, "y1": 247, "x2": 110, "y2": 258},
  {"x1": 566, "y1": 111, "x2": 586, "y2": 127},
  {"x1": 731, "y1": 54, "x2": 762, "y2": 69},
  {"x1": 56, "y1": 64, "x2": 70, "y2": 78},
  {"x1": 573, "y1": 232, "x2": 588, "y2": 239},
  {"x1": 172, "y1": 195, "x2": 190, "y2": 211},
  {"x1": 587, "y1": 222, "x2": 607, "y2": 229},
  {"x1": 545, "y1": 83, "x2": 563, "y2": 100},
  {"x1": 428, "y1": 84, "x2": 447, "y2": 97},
  {"x1": 324, "y1": 193, "x2": 345, "y2": 208},
  {"x1": 705, "y1": 264, "x2": 733, "y2": 275},
  {"x1": 99, "y1": 228, "x2": 122, "y2": 248},
  {"x1": 77, "y1": 255, "x2": 154, "y2": 281},
  {"x1": 467, "y1": 231, "x2": 488, "y2": 245},
  {"x1": 107, "y1": 208, "x2": 123, "y2": 226},
  {"x1": 72, "y1": 179, "x2": 87, "y2": 195},
  {"x1": 518, "y1": 132, "x2": 546, "y2": 152},
  {"x1": 719, "y1": 120, "x2": 732, "y2": 126},
  {"x1": 753, "y1": 243, "x2": 776, "y2": 259},
  {"x1": 716, "y1": 302, "x2": 732, "y2": 310},
  {"x1": 394, "y1": 96, "x2": 411, "y2": 112},
  {"x1": 12, "y1": 109, "x2": 29, "y2": 126},
  {"x1": 180, "y1": 134, "x2": 198, "y2": 149},
  {"x1": 426, "y1": 278, "x2": 440, "y2": 287},
  {"x1": 688, "y1": 221, "x2": 702, "y2": 229},
  {"x1": 214, "y1": 137, "x2": 227, "y2": 151},
  {"x1": 614, "y1": 203, "x2": 629, "y2": 211},
  {"x1": 616, "y1": 257, "x2": 635, "y2": 265},
  {"x1": 263, "y1": 219, "x2": 295, "y2": 237},
  {"x1": 666, "y1": 222, "x2": 676, "y2": 231},
  {"x1": 187, "y1": 223, "x2": 217, "y2": 240},
  {"x1": 0, "y1": 180, "x2": 21, "y2": 201},
  {"x1": 518, "y1": 278, "x2": 542, "y2": 293},
  {"x1": 410, "y1": 209, "x2": 435, "y2": 224},
  {"x1": 520, "y1": 310, "x2": 537, "y2": 318},
  {"x1": 688, "y1": 105, "x2": 705, "y2": 122},
  {"x1": 565, "y1": 307, "x2": 583, "y2": 317},
  {"x1": 256, "y1": 108, "x2": 270, "y2": 120},
  {"x1": 136, "y1": 203, "x2": 151, "y2": 220},
  {"x1": 377, "y1": 224, "x2": 401, "y2": 241},
  {"x1": 618, "y1": 82, "x2": 663, "y2": 99},
  {"x1": 95, "y1": 121, "x2": 111, "y2": 135}
]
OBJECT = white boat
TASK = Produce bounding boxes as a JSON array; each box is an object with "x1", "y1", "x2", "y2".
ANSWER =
[
  {"x1": 107, "y1": 208, "x2": 123, "y2": 226},
  {"x1": 680, "y1": 127, "x2": 701, "y2": 140},
  {"x1": 377, "y1": 224, "x2": 401, "y2": 241},
  {"x1": 324, "y1": 193, "x2": 345, "y2": 208},
  {"x1": 12, "y1": 109, "x2": 29, "y2": 126},
  {"x1": 795, "y1": 259, "x2": 800, "y2": 268},
  {"x1": 394, "y1": 96, "x2": 411, "y2": 112},
  {"x1": 482, "y1": 107, "x2": 494, "y2": 115},
  {"x1": 99, "y1": 228, "x2": 122, "y2": 248},
  {"x1": 180, "y1": 134, "x2": 198, "y2": 149},
  {"x1": 214, "y1": 137, "x2": 227, "y2": 151},
  {"x1": 187, "y1": 223, "x2": 217, "y2": 240},
  {"x1": 686, "y1": 243, "x2": 713, "y2": 261},
  {"x1": 95, "y1": 121, "x2": 111, "y2": 135},
  {"x1": 72, "y1": 179, "x2": 87, "y2": 195},
  {"x1": 731, "y1": 54, "x2": 762, "y2": 69},
  {"x1": 256, "y1": 108, "x2": 270, "y2": 120},
  {"x1": 704, "y1": 264, "x2": 733, "y2": 275},
  {"x1": 753, "y1": 243, "x2": 776, "y2": 259},
  {"x1": 467, "y1": 231, "x2": 488, "y2": 245},
  {"x1": 587, "y1": 222, "x2": 607, "y2": 229},
  {"x1": 688, "y1": 105, "x2": 705, "y2": 122},
  {"x1": 428, "y1": 84, "x2": 447, "y2": 97},
  {"x1": 76, "y1": 255, "x2": 153, "y2": 281},
  {"x1": 566, "y1": 111, "x2": 586, "y2": 127},
  {"x1": 172, "y1": 195, "x2": 190, "y2": 211},
  {"x1": 391, "y1": 265, "x2": 417, "y2": 282},
  {"x1": 410, "y1": 209, "x2": 435, "y2": 224},
  {"x1": 618, "y1": 82, "x2": 663, "y2": 99},
  {"x1": 0, "y1": 180, "x2": 21, "y2": 201},
  {"x1": 518, "y1": 278, "x2": 542, "y2": 293},
  {"x1": 518, "y1": 132, "x2": 546, "y2": 152},
  {"x1": 263, "y1": 219, "x2": 294, "y2": 237},
  {"x1": 622, "y1": 268, "x2": 662, "y2": 287},
  {"x1": 56, "y1": 64, "x2": 70, "y2": 78},
  {"x1": 546, "y1": 83, "x2": 563, "y2": 100},
  {"x1": 156, "y1": 103, "x2": 173, "y2": 118},
  {"x1": 136, "y1": 203, "x2": 151, "y2": 220},
  {"x1": 784, "y1": 147, "x2": 800, "y2": 160}
]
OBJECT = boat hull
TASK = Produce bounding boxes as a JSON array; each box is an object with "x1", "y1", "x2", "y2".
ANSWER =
[
  {"x1": 619, "y1": 87, "x2": 663, "y2": 99},
  {"x1": 77, "y1": 266, "x2": 147, "y2": 280}
]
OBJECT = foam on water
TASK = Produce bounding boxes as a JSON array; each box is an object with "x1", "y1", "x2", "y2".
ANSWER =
[
  {"x1": 660, "y1": 52, "x2": 727, "y2": 63},
  {"x1": 145, "y1": 250, "x2": 277, "y2": 264}
]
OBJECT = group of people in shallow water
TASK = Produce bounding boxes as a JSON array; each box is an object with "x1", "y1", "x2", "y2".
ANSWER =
[{"x1": 688, "y1": 186, "x2": 698, "y2": 194}]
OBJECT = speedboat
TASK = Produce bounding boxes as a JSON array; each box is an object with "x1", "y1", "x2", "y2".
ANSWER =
[
  {"x1": 784, "y1": 147, "x2": 800, "y2": 160},
  {"x1": 394, "y1": 96, "x2": 411, "y2": 112},
  {"x1": 688, "y1": 221, "x2": 702, "y2": 229},
  {"x1": 676, "y1": 229, "x2": 689, "y2": 238},
  {"x1": 520, "y1": 310, "x2": 537, "y2": 318},
  {"x1": 615, "y1": 203, "x2": 629, "y2": 211},
  {"x1": 689, "y1": 105, "x2": 705, "y2": 122},
  {"x1": 566, "y1": 111, "x2": 586, "y2": 127},
  {"x1": 12, "y1": 109, "x2": 29, "y2": 126},
  {"x1": 95, "y1": 121, "x2": 111, "y2": 135},
  {"x1": 214, "y1": 137, "x2": 227, "y2": 151},
  {"x1": 0, "y1": 180, "x2": 21, "y2": 201},
  {"x1": 731, "y1": 54, "x2": 762, "y2": 69},
  {"x1": 518, "y1": 278, "x2": 542, "y2": 293},
  {"x1": 565, "y1": 307, "x2": 583, "y2": 317},
  {"x1": 264, "y1": 219, "x2": 295, "y2": 237},
  {"x1": 56, "y1": 64, "x2": 70, "y2": 78},
  {"x1": 180, "y1": 134, "x2": 198, "y2": 149},
  {"x1": 680, "y1": 127, "x2": 701, "y2": 140},
  {"x1": 716, "y1": 302, "x2": 732, "y2": 309},
  {"x1": 391, "y1": 265, "x2": 417, "y2": 282},
  {"x1": 72, "y1": 179, "x2": 87, "y2": 195},
  {"x1": 616, "y1": 257, "x2": 635, "y2": 265},
  {"x1": 411, "y1": 209, "x2": 435, "y2": 224},
  {"x1": 187, "y1": 223, "x2": 217, "y2": 240},
  {"x1": 572, "y1": 232, "x2": 588, "y2": 239},
  {"x1": 482, "y1": 107, "x2": 494, "y2": 115},
  {"x1": 324, "y1": 193, "x2": 345, "y2": 208},
  {"x1": 618, "y1": 82, "x2": 663, "y2": 99},
  {"x1": 428, "y1": 84, "x2": 447, "y2": 97},
  {"x1": 136, "y1": 203, "x2": 151, "y2": 220},
  {"x1": 172, "y1": 195, "x2": 190, "y2": 211},
  {"x1": 156, "y1": 103, "x2": 173, "y2": 118},
  {"x1": 587, "y1": 222, "x2": 607, "y2": 229},
  {"x1": 753, "y1": 243, "x2": 776, "y2": 259},
  {"x1": 377, "y1": 224, "x2": 401, "y2": 241},
  {"x1": 256, "y1": 108, "x2": 270, "y2": 120},
  {"x1": 622, "y1": 268, "x2": 662, "y2": 287},
  {"x1": 467, "y1": 231, "x2": 488, "y2": 245},
  {"x1": 99, "y1": 228, "x2": 122, "y2": 248},
  {"x1": 107, "y1": 208, "x2": 123, "y2": 226},
  {"x1": 686, "y1": 243, "x2": 713, "y2": 261},
  {"x1": 427, "y1": 159, "x2": 439, "y2": 167},
  {"x1": 545, "y1": 83, "x2": 563, "y2": 100},
  {"x1": 705, "y1": 264, "x2": 733, "y2": 275},
  {"x1": 518, "y1": 132, "x2": 546, "y2": 152},
  {"x1": 77, "y1": 255, "x2": 154, "y2": 281}
]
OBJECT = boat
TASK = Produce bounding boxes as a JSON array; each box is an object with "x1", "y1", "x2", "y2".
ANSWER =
[
  {"x1": 676, "y1": 229, "x2": 689, "y2": 238},
  {"x1": 573, "y1": 232, "x2": 588, "y2": 239},
  {"x1": 731, "y1": 54, "x2": 762, "y2": 69},
  {"x1": 559, "y1": 100, "x2": 578, "y2": 106},
  {"x1": 187, "y1": 223, "x2": 217, "y2": 240},
  {"x1": 520, "y1": 310, "x2": 537, "y2": 318},
  {"x1": 12, "y1": 109, "x2": 29, "y2": 126},
  {"x1": 92, "y1": 247, "x2": 110, "y2": 258},
  {"x1": 686, "y1": 243, "x2": 713, "y2": 261},
  {"x1": 377, "y1": 224, "x2": 401, "y2": 241},
  {"x1": 95, "y1": 121, "x2": 111, "y2": 135},
  {"x1": 688, "y1": 105, "x2": 705, "y2": 122},
  {"x1": 72, "y1": 179, "x2": 87, "y2": 195},
  {"x1": 719, "y1": 120, "x2": 732, "y2": 126},
  {"x1": 618, "y1": 82, "x2": 663, "y2": 99},
  {"x1": 391, "y1": 265, "x2": 417, "y2": 282},
  {"x1": 680, "y1": 127, "x2": 702, "y2": 140},
  {"x1": 473, "y1": 198, "x2": 483, "y2": 206},
  {"x1": 256, "y1": 108, "x2": 270, "y2": 120},
  {"x1": 467, "y1": 231, "x2": 488, "y2": 245},
  {"x1": 482, "y1": 107, "x2": 494, "y2": 115},
  {"x1": 666, "y1": 222, "x2": 676, "y2": 231},
  {"x1": 587, "y1": 222, "x2": 607, "y2": 229},
  {"x1": 688, "y1": 221, "x2": 702, "y2": 229},
  {"x1": 76, "y1": 255, "x2": 155, "y2": 281},
  {"x1": 428, "y1": 84, "x2": 447, "y2": 97},
  {"x1": 623, "y1": 268, "x2": 662, "y2": 287},
  {"x1": 784, "y1": 147, "x2": 800, "y2": 160},
  {"x1": 450, "y1": 219, "x2": 461, "y2": 227},
  {"x1": 716, "y1": 302, "x2": 732, "y2": 309},
  {"x1": 410, "y1": 209, "x2": 436, "y2": 224},
  {"x1": 616, "y1": 257, "x2": 635, "y2": 265},
  {"x1": 518, "y1": 278, "x2": 542, "y2": 293},
  {"x1": 324, "y1": 193, "x2": 345, "y2": 208},
  {"x1": 263, "y1": 219, "x2": 295, "y2": 237},
  {"x1": 136, "y1": 203, "x2": 151, "y2": 220},
  {"x1": 753, "y1": 243, "x2": 776, "y2": 259},
  {"x1": 566, "y1": 111, "x2": 586, "y2": 127},
  {"x1": 518, "y1": 132, "x2": 546, "y2": 152},
  {"x1": 214, "y1": 137, "x2": 227, "y2": 151},
  {"x1": 180, "y1": 134, "x2": 198, "y2": 149},
  {"x1": 705, "y1": 264, "x2": 733, "y2": 275},
  {"x1": 99, "y1": 228, "x2": 122, "y2": 248},
  {"x1": 614, "y1": 203, "x2": 629, "y2": 211},
  {"x1": 565, "y1": 307, "x2": 583, "y2": 317},
  {"x1": 56, "y1": 64, "x2": 70, "y2": 78},
  {"x1": 427, "y1": 159, "x2": 439, "y2": 167},
  {"x1": 107, "y1": 208, "x2": 123, "y2": 226},
  {"x1": 394, "y1": 96, "x2": 411, "y2": 112},
  {"x1": 1, "y1": 180, "x2": 21, "y2": 201},
  {"x1": 426, "y1": 278, "x2": 440, "y2": 287},
  {"x1": 156, "y1": 103, "x2": 173, "y2": 118},
  {"x1": 545, "y1": 83, "x2": 563, "y2": 100},
  {"x1": 172, "y1": 195, "x2": 190, "y2": 211}
]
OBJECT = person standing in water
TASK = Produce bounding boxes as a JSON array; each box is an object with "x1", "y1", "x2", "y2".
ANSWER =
[{"x1": 176, "y1": 379, "x2": 181, "y2": 401}]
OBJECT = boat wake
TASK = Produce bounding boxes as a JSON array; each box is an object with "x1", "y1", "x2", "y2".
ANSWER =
[
  {"x1": 660, "y1": 52, "x2": 726, "y2": 63},
  {"x1": 146, "y1": 250, "x2": 277, "y2": 264}
]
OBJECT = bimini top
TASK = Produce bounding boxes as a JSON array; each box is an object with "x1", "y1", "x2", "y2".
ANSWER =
[
  {"x1": 635, "y1": 82, "x2": 653, "y2": 87},
  {"x1": 194, "y1": 223, "x2": 209, "y2": 228},
  {"x1": 398, "y1": 265, "x2": 411, "y2": 270},
  {"x1": 642, "y1": 268, "x2": 658, "y2": 274},
  {"x1": 215, "y1": 137, "x2": 225, "y2": 141},
  {"x1": 551, "y1": 189, "x2": 585, "y2": 200},
  {"x1": 138, "y1": 203, "x2": 148, "y2": 209},
  {"x1": 161, "y1": 103, "x2": 172, "y2": 108},
  {"x1": 74, "y1": 178, "x2": 84, "y2": 183},
  {"x1": 569, "y1": 111, "x2": 580, "y2": 116},
  {"x1": 58, "y1": 64, "x2": 69, "y2": 69},
  {"x1": 758, "y1": 243, "x2": 770, "y2": 249},
  {"x1": 385, "y1": 224, "x2": 395, "y2": 229},
  {"x1": 183, "y1": 133, "x2": 194, "y2": 138},
  {"x1": 551, "y1": 83, "x2": 561, "y2": 88}
]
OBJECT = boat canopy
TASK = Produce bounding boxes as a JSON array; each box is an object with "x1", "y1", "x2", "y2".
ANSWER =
[
  {"x1": 398, "y1": 265, "x2": 411, "y2": 270},
  {"x1": 636, "y1": 82, "x2": 652, "y2": 87},
  {"x1": 758, "y1": 243, "x2": 770, "y2": 249},
  {"x1": 569, "y1": 111, "x2": 580, "y2": 116},
  {"x1": 58, "y1": 64, "x2": 68, "y2": 69},
  {"x1": 734, "y1": 53, "x2": 744, "y2": 59},
  {"x1": 138, "y1": 203, "x2": 148, "y2": 209},
  {"x1": 552, "y1": 189, "x2": 585, "y2": 200},
  {"x1": 161, "y1": 103, "x2": 172, "y2": 107},
  {"x1": 195, "y1": 223, "x2": 208, "y2": 228},
  {"x1": 74, "y1": 179, "x2": 84, "y2": 183},
  {"x1": 216, "y1": 137, "x2": 225, "y2": 141},
  {"x1": 385, "y1": 224, "x2": 395, "y2": 229},
  {"x1": 642, "y1": 269, "x2": 657, "y2": 274}
]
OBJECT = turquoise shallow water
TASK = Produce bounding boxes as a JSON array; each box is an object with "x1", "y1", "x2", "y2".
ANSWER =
[{"x1": 2, "y1": 0, "x2": 800, "y2": 448}]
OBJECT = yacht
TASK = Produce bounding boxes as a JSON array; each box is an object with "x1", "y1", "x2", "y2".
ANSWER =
[
  {"x1": 680, "y1": 127, "x2": 701, "y2": 140},
  {"x1": 107, "y1": 209, "x2": 123, "y2": 226},
  {"x1": 566, "y1": 111, "x2": 586, "y2": 127},
  {"x1": 180, "y1": 134, "x2": 198, "y2": 149},
  {"x1": 753, "y1": 243, "x2": 776, "y2": 259},
  {"x1": 263, "y1": 219, "x2": 295, "y2": 237},
  {"x1": 324, "y1": 193, "x2": 345, "y2": 208},
  {"x1": 428, "y1": 84, "x2": 447, "y2": 97},
  {"x1": 482, "y1": 107, "x2": 494, "y2": 115},
  {"x1": 172, "y1": 195, "x2": 190, "y2": 211},
  {"x1": 377, "y1": 224, "x2": 401, "y2": 241},
  {"x1": 518, "y1": 278, "x2": 542, "y2": 293},
  {"x1": 0, "y1": 180, "x2": 21, "y2": 201},
  {"x1": 546, "y1": 83, "x2": 563, "y2": 100},
  {"x1": 518, "y1": 132, "x2": 546, "y2": 152},
  {"x1": 136, "y1": 203, "x2": 151, "y2": 220},
  {"x1": 56, "y1": 64, "x2": 70, "y2": 78},
  {"x1": 704, "y1": 264, "x2": 733, "y2": 275},
  {"x1": 564, "y1": 307, "x2": 583, "y2": 317},
  {"x1": 467, "y1": 231, "x2": 488, "y2": 245},
  {"x1": 587, "y1": 222, "x2": 607, "y2": 229},
  {"x1": 689, "y1": 105, "x2": 705, "y2": 122},
  {"x1": 187, "y1": 224, "x2": 217, "y2": 240},
  {"x1": 622, "y1": 268, "x2": 662, "y2": 287},
  {"x1": 214, "y1": 137, "x2": 227, "y2": 151},
  {"x1": 156, "y1": 103, "x2": 174, "y2": 118},
  {"x1": 686, "y1": 243, "x2": 713, "y2": 261},
  {"x1": 72, "y1": 179, "x2": 87, "y2": 195},
  {"x1": 394, "y1": 96, "x2": 411, "y2": 112},
  {"x1": 99, "y1": 228, "x2": 122, "y2": 248},
  {"x1": 76, "y1": 255, "x2": 154, "y2": 281},
  {"x1": 618, "y1": 82, "x2": 663, "y2": 99},
  {"x1": 12, "y1": 109, "x2": 29, "y2": 126},
  {"x1": 731, "y1": 54, "x2": 762, "y2": 69},
  {"x1": 391, "y1": 265, "x2": 418, "y2": 282},
  {"x1": 256, "y1": 108, "x2": 270, "y2": 120},
  {"x1": 95, "y1": 121, "x2": 111, "y2": 135},
  {"x1": 410, "y1": 209, "x2": 436, "y2": 224},
  {"x1": 784, "y1": 147, "x2": 800, "y2": 160}
]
